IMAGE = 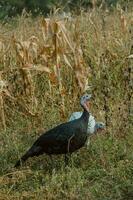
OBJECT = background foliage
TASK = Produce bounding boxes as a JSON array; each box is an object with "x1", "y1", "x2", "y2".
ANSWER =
[
  {"x1": 0, "y1": 0, "x2": 133, "y2": 19},
  {"x1": 0, "y1": 2, "x2": 133, "y2": 200}
]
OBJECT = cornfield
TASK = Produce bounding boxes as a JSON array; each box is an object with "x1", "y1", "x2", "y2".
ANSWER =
[
  {"x1": 0, "y1": 7, "x2": 133, "y2": 200},
  {"x1": 0, "y1": 9, "x2": 132, "y2": 131}
]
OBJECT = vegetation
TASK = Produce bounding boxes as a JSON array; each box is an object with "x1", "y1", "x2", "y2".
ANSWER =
[
  {"x1": 0, "y1": 0, "x2": 133, "y2": 19},
  {"x1": 0, "y1": 5, "x2": 133, "y2": 200}
]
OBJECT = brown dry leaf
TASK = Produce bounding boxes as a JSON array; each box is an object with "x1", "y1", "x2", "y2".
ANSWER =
[
  {"x1": 63, "y1": 54, "x2": 72, "y2": 68},
  {"x1": 0, "y1": 80, "x2": 7, "y2": 93},
  {"x1": 35, "y1": 64, "x2": 51, "y2": 73},
  {"x1": 60, "y1": 87, "x2": 66, "y2": 96},
  {"x1": 13, "y1": 36, "x2": 39, "y2": 65},
  {"x1": 49, "y1": 72, "x2": 58, "y2": 85},
  {"x1": 0, "y1": 41, "x2": 4, "y2": 52},
  {"x1": 40, "y1": 45, "x2": 52, "y2": 62},
  {"x1": 23, "y1": 64, "x2": 51, "y2": 73},
  {"x1": 41, "y1": 18, "x2": 51, "y2": 41},
  {"x1": 23, "y1": 63, "x2": 33, "y2": 69},
  {"x1": 120, "y1": 10, "x2": 127, "y2": 32},
  {"x1": 22, "y1": 41, "x2": 30, "y2": 49},
  {"x1": 75, "y1": 71, "x2": 86, "y2": 92},
  {"x1": 127, "y1": 54, "x2": 133, "y2": 59},
  {"x1": 29, "y1": 35, "x2": 39, "y2": 43},
  {"x1": 53, "y1": 21, "x2": 60, "y2": 34},
  {"x1": 60, "y1": 23, "x2": 74, "y2": 52}
]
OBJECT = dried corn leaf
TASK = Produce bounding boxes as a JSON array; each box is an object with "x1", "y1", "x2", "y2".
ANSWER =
[
  {"x1": 128, "y1": 54, "x2": 133, "y2": 59},
  {"x1": 0, "y1": 41, "x2": 4, "y2": 52},
  {"x1": 23, "y1": 64, "x2": 51, "y2": 73},
  {"x1": 63, "y1": 54, "x2": 72, "y2": 68}
]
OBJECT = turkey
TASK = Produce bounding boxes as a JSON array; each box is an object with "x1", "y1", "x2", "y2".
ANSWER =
[
  {"x1": 14, "y1": 94, "x2": 91, "y2": 167},
  {"x1": 69, "y1": 112, "x2": 105, "y2": 134},
  {"x1": 69, "y1": 112, "x2": 105, "y2": 147}
]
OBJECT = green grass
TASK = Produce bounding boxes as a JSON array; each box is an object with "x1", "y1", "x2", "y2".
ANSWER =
[{"x1": 0, "y1": 118, "x2": 133, "y2": 200}]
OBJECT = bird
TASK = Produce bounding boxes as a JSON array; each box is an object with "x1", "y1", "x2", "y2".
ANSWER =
[
  {"x1": 68, "y1": 112, "x2": 105, "y2": 136},
  {"x1": 86, "y1": 121, "x2": 105, "y2": 147},
  {"x1": 94, "y1": 122, "x2": 105, "y2": 133},
  {"x1": 68, "y1": 112, "x2": 105, "y2": 147},
  {"x1": 14, "y1": 94, "x2": 92, "y2": 167},
  {"x1": 69, "y1": 112, "x2": 105, "y2": 135}
]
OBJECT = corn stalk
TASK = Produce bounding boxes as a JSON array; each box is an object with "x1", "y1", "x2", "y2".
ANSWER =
[{"x1": 0, "y1": 73, "x2": 6, "y2": 130}]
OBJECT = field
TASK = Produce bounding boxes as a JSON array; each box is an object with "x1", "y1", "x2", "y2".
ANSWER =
[{"x1": 0, "y1": 7, "x2": 133, "y2": 200}]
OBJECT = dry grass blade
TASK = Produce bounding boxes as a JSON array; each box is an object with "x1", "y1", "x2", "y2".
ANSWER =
[
  {"x1": 22, "y1": 64, "x2": 51, "y2": 73},
  {"x1": 0, "y1": 72, "x2": 7, "y2": 130},
  {"x1": 127, "y1": 54, "x2": 133, "y2": 59}
]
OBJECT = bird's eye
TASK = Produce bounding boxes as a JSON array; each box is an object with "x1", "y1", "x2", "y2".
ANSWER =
[{"x1": 86, "y1": 95, "x2": 89, "y2": 99}]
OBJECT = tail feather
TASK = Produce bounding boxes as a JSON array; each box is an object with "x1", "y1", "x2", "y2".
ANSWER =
[
  {"x1": 14, "y1": 152, "x2": 31, "y2": 167},
  {"x1": 14, "y1": 145, "x2": 43, "y2": 168},
  {"x1": 14, "y1": 159, "x2": 22, "y2": 168}
]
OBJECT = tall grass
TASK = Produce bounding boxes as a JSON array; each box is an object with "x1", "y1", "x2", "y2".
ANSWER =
[{"x1": 0, "y1": 7, "x2": 133, "y2": 200}]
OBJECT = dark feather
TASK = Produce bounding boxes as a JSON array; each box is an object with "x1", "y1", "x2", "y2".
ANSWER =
[{"x1": 14, "y1": 95, "x2": 90, "y2": 167}]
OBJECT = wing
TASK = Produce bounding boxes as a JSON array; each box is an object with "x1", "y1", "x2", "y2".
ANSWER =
[
  {"x1": 68, "y1": 112, "x2": 82, "y2": 121},
  {"x1": 33, "y1": 118, "x2": 82, "y2": 147}
]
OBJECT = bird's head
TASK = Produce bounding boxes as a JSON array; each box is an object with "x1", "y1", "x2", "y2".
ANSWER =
[
  {"x1": 95, "y1": 122, "x2": 105, "y2": 133},
  {"x1": 80, "y1": 94, "x2": 91, "y2": 112}
]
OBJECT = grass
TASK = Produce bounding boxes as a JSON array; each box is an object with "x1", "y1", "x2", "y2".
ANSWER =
[
  {"x1": 0, "y1": 127, "x2": 133, "y2": 200},
  {"x1": 0, "y1": 6, "x2": 133, "y2": 200}
]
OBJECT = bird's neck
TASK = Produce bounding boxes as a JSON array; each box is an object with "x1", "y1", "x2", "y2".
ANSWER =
[{"x1": 81, "y1": 109, "x2": 90, "y2": 122}]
